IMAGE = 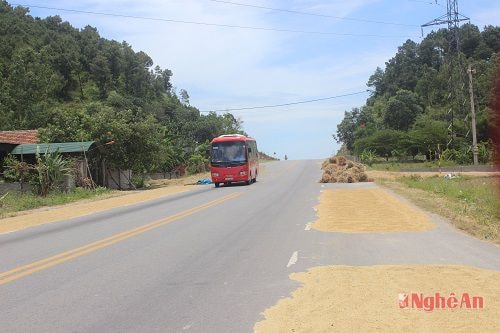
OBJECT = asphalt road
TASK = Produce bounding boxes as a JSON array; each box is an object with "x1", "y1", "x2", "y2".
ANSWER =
[{"x1": 0, "y1": 160, "x2": 499, "y2": 332}]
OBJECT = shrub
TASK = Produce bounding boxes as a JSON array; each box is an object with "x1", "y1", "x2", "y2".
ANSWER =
[
  {"x1": 359, "y1": 149, "x2": 376, "y2": 166},
  {"x1": 31, "y1": 149, "x2": 70, "y2": 196},
  {"x1": 186, "y1": 154, "x2": 209, "y2": 174},
  {"x1": 442, "y1": 147, "x2": 473, "y2": 165},
  {"x1": 131, "y1": 173, "x2": 147, "y2": 188},
  {"x1": 3, "y1": 155, "x2": 32, "y2": 183},
  {"x1": 477, "y1": 142, "x2": 491, "y2": 164},
  {"x1": 391, "y1": 149, "x2": 407, "y2": 162}
]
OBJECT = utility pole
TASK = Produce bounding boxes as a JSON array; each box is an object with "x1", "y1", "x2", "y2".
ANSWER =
[
  {"x1": 467, "y1": 64, "x2": 479, "y2": 165},
  {"x1": 421, "y1": 0, "x2": 470, "y2": 148}
]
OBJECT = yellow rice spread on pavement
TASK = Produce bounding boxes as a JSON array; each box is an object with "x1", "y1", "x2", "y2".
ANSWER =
[
  {"x1": 255, "y1": 265, "x2": 500, "y2": 333},
  {"x1": 313, "y1": 188, "x2": 434, "y2": 233}
]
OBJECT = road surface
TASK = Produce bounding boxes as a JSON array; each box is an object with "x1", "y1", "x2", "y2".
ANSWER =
[{"x1": 1, "y1": 160, "x2": 499, "y2": 332}]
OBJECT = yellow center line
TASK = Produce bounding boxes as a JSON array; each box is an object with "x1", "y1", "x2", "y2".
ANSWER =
[{"x1": 0, "y1": 192, "x2": 241, "y2": 285}]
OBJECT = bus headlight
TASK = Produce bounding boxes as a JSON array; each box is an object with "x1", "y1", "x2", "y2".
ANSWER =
[
  {"x1": 239, "y1": 171, "x2": 248, "y2": 176},
  {"x1": 212, "y1": 172, "x2": 219, "y2": 177}
]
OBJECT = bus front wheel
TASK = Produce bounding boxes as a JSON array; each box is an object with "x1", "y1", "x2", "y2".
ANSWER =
[{"x1": 215, "y1": 182, "x2": 220, "y2": 188}]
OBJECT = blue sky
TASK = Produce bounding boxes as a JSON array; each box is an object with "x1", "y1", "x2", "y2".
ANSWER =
[{"x1": 20, "y1": 0, "x2": 500, "y2": 159}]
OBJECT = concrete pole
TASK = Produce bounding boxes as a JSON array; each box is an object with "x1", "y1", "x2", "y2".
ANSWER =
[{"x1": 467, "y1": 64, "x2": 479, "y2": 165}]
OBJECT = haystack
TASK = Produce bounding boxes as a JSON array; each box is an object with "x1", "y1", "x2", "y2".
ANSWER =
[{"x1": 320, "y1": 156, "x2": 370, "y2": 183}]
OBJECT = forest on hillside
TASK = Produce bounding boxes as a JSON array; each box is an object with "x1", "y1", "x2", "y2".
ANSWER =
[
  {"x1": 0, "y1": 1, "x2": 244, "y2": 175},
  {"x1": 334, "y1": 24, "x2": 499, "y2": 164}
]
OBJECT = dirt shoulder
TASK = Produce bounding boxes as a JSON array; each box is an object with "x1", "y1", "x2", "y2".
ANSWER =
[{"x1": 0, "y1": 173, "x2": 211, "y2": 234}]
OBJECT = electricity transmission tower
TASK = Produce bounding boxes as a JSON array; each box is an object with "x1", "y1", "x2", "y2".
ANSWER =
[{"x1": 421, "y1": 0, "x2": 470, "y2": 148}]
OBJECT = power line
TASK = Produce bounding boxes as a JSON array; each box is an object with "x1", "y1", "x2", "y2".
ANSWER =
[
  {"x1": 407, "y1": 0, "x2": 440, "y2": 5},
  {"x1": 218, "y1": 102, "x2": 355, "y2": 114},
  {"x1": 206, "y1": 0, "x2": 419, "y2": 27},
  {"x1": 199, "y1": 90, "x2": 369, "y2": 113},
  {"x1": 13, "y1": 3, "x2": 419, "y2": 38}
]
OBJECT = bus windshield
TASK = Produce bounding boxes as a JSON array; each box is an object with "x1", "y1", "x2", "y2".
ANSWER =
[{"x1": 211, "y1": 141, "x2": 247, "y2": 164}]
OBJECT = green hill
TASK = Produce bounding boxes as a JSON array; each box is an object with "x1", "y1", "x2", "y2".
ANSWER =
[
  {"x1": 0, "y1": 1, "x2": 244, "y2": 172},
  {"x1": 334, "y1": 24, "x2": 499, "y2": 164}
]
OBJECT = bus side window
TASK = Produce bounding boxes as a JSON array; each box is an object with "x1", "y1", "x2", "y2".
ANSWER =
[{"x1": 249, "y1": 142, "x2": 254, "y2": 158}]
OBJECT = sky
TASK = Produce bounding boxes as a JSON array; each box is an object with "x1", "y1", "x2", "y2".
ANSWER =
[{"x1": 18, "y1": 0, "x2": 500, "y2": 160}]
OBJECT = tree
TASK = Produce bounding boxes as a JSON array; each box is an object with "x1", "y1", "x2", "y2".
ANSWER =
[
  {"x1": 383, "y1": 90, "x2": 423, "y2": 131},
  {"x1": 333, "y1": 108, "x2": 368, "y2": 151},
  {"x1": 38, "y1": 104, "x2": 91, "y2": 142},
  {"x1": 89, "y1": 105, "x2": 164, "y2": 172},
  {"x1": 382, "y1": 40, "x2": 420, "y2": 94},
  {"x1": 459, "y1": 24, "x2": 481, "y2": 58},
  {"x1": 367, "y1": 67, "x2": 385, "y2": 96},
  {"x1": 481, "y1": 25, "x2": 500, "y2": 53},
  {"x1": 418, "y1": 30, "x2": 447, "y2": 69},
  {"x1": 179, "y1": 89, "x2": 190, "y2": 105},
  {"x1": 90, "y1": 51, "x2": 112, "y2": 98},
  {"x1": 408, "y1": 119, "x2": 448, "y2": 159},
  {"x1": 354, "y1": 129, "x2": 406, "y2": 160},
  {"x1": 334, "y1": 23, "x2": 497, "y2": 164}
]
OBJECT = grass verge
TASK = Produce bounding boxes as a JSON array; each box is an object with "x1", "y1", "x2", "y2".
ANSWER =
[
  {"x1": 0, "y1": 171, "x2": 213, "y2": 219},
  {"x1": 0, "y1": 187, "x2": 113, "y2": 219},
  {"x1": 370, "y1": 160, "x2": 458, "y2": 171},
  {"x1": 376, "y1": 174, "x2": 499, "y2": 244}
]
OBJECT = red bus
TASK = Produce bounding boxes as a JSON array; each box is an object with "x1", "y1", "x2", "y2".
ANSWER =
[{"x1": 210, "y1": 134, "x2": 259, "y2": 187}]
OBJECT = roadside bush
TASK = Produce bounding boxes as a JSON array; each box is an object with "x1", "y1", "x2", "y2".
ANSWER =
[
  {"x1": 3, "y1": 155, "x2": 32, "y2": 183},
  {"x1": 31, "y1": 149, "x2": 70, "y2": 196},
  {"x1": 359, "y1": 149, "x2": 376, "y2": 166},
  {"x1": 194, "y1": 141, "x2": 211, "y2": 160},
  {"x1": 442, "y1": 142, "x2": 491, "y2": 165},
  {"x1": 0, "y1": 192, "x2": 8, "y2": 207},
  {"x1": 131, "y1": 173, "x2": 147, "y2": 188},
  {"x1": 477, "y1": 141, "x2": 491, "y2": 164},
  {"x1": 391, "y1": 149, "x2": 407, "y2": 162},
  {"x1": 186, "y1": 154, "x2": 209, "y2": 174},
  {"x1": 441, "y1": 147, "x2": 473, "y2": 165}
]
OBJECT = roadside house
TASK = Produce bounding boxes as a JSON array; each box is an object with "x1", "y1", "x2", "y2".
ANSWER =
[
  {"x1": 1, "y1": 131, "x2": 132, "y2": 190},
  {"x1": 10, "y1": 141, "x2": 96, "y2": 190},
  {"x1": 0, "y1": 131, "x2": 97, "y2": 190}
]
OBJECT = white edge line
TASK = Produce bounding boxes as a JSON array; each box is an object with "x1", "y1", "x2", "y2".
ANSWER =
[{"x1": 286, "y1": 251, "x2": 298, "y2": 268}]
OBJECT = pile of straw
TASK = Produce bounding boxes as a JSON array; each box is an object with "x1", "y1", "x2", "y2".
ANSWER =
[{"x1": 320, "y1": 156, "x2": 370, "y2": 183}]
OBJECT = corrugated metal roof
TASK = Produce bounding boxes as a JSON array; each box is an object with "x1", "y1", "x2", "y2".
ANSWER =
[{"x1": 10, "y1": 141, "x2": 95, "y2": 155}]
